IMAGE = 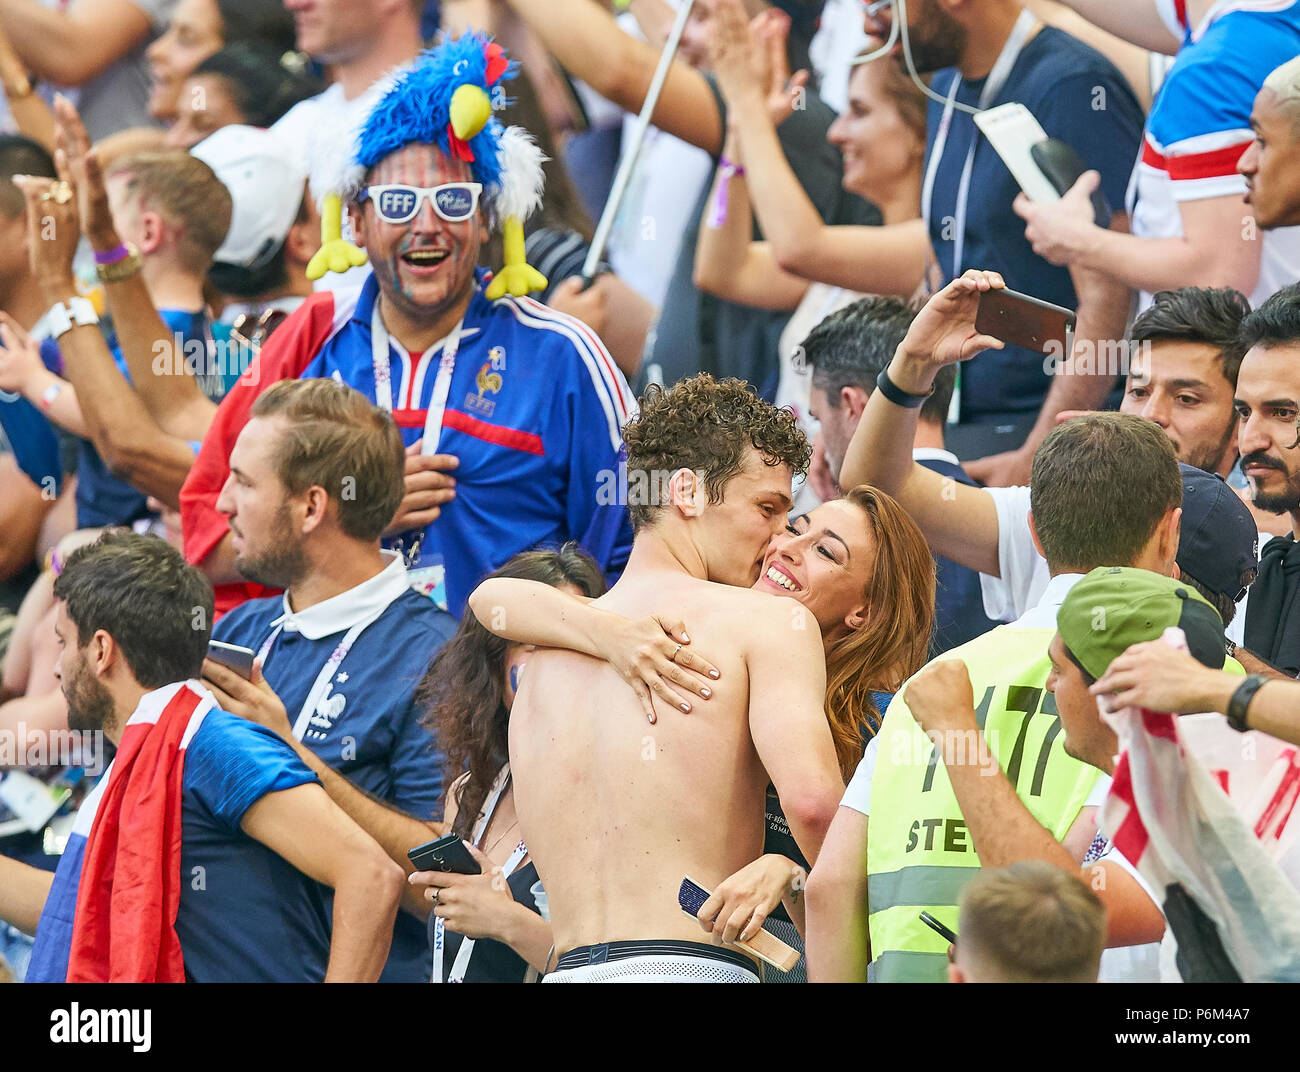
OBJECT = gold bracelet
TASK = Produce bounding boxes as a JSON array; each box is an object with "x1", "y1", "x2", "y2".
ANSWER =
[{"x1": 96, "y1": 244, "x2": 143, "y2": 284}]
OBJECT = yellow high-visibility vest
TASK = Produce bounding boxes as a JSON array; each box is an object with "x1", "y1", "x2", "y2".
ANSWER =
[{"x1": 867, "y1": 624, "x2": 1101, "y2": 982}]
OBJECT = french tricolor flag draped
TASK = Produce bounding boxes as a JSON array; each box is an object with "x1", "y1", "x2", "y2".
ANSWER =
[
  {"x1": 1099, "y1": 638, "x2": 1300, "y2": 981},
  {"x1": 65, "y1": 682, "x2": 213, "y2": 983}
]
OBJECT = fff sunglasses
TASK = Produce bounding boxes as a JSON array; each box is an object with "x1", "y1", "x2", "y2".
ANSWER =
[{"x1": 358, "y1": 182, "x2": 484, "y2": 224}]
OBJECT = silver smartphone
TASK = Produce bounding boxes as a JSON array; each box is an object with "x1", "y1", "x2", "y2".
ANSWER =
[{"x1": 206, "y1": 640, "x2": 256, "y2": 680}]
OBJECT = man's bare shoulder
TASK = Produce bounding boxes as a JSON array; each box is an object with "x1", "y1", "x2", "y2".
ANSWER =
[
  {"x1": 589, "y1": 574, "x2": 820, "y2": 652},
  {"x1": 730, "y1": 590, "x2": 824, "y2": 657}
]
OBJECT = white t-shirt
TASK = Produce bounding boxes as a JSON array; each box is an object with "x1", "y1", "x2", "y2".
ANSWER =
[
  {"x1": 1084, "y1": 774, "x2": 1166, "y2": 982},
  {"x1": 604, "y1": 13, "x2": 713, "y2": 309},
  {"x1": 841, "y1": 730, "x2": 878, "y2": 816},
  {"x1": 977, "y1": 483, "x2": 1254, "y2": 630},
  {"x1": 809, "y1": 0, "x2": 870, "y2": 114},
  {"x1": 978, "y1": 484, "x2": 1049, "y2": 623},
  {"x1": 272, "y1": 80, "x2": 393, "y2": 303},
  {"x1": 607, "y1": 123, "x2": 712, "y2": 308}
]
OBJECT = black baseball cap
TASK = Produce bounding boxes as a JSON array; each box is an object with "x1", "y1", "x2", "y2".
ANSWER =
[{"x1": 1175, "y1": 464, "x2": 1259, "y2": 604}]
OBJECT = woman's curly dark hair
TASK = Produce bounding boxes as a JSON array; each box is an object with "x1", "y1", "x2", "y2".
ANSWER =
[
  {"x1": 622, "y1": 373, "x2": 810, "y2": 530},
  {"x1": 418, "y1": 544, "x2": 607, "y2": 838}
]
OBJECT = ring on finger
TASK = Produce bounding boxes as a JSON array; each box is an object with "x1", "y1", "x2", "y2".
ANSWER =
[
  {"x1": 670, "y1": 643, "x2": 682, "y2": 662},
  {"x1": 431, "y1": 889, "x2": 440, "y2": 907},
  {"x1": 50, "y1": 180, "x2": 72, "y2": 204}
]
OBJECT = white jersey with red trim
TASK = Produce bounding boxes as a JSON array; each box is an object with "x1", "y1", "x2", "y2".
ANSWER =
[{"x1": 1129, "y1": 0, "x2": 1300, "y2": 308}]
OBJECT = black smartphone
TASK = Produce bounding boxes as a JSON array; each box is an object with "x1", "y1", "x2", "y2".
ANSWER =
[
  {"x1": 919, "y1": 911, "x2": 958, "y2": 945},
  {"x1": 408, "y1": 834, "x2": 482, "y2": 875},
  {"x1": 1030, "y1": 138, "x2": 1112, "y2": 228},
  {"x1": 206, "y1": 640, "x2": 256, "y2": 681},
  {"x1": 975, "y1": 287, "x2": 1076, "y2": 355}
]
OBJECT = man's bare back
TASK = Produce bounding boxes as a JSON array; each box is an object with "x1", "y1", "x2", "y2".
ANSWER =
[{"x1": 509, "y1": 567, "x2": 835, "y2": 960}]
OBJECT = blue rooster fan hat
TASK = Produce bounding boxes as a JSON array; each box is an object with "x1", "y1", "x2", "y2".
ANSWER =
[
  {"x1": 308, "y1": 32, "x2": 548, "y2": 300},
  {"x1": 351, "y1": 34, "x2": 511, "y2": 195}
]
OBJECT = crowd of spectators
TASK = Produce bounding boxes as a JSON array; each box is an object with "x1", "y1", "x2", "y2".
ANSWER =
[{"x1": 1, "y1": 0, "x2": 1299, "y2": 986}]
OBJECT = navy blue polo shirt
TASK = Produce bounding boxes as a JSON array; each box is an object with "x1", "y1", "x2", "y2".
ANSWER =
[
  {"x1": 925, "y1": 27, "x2": 1143, "y2": 422},
  {"x1": 185, "y1": 272, "x2": 636, "y2": 618},
  {"x1": 211, "y1": 554, "x2": 457, "y2": 982}
]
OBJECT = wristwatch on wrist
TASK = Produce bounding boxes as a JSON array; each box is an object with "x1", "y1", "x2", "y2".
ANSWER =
[
  {"x1": 95, "y1": 242, "x2": 142, "y2": 284},
  {"x1": 1226, "y1": 674, "x2": 1267, "y2": 732},
  {"x1": 876, "y1": 366, "x2": 934, "y2": 409},
  {"x1": 45, "y1": 296, "x2": 99, "y2": 340}
]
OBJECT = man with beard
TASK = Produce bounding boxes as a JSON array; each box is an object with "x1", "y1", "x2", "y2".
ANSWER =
[
  {"x1": 200, "y1": 377, "x2": 456, "y2": 982},
  {"x1": 841, "y1": 279, "x2": 1257, "y2": 630},
  {"x1": 862, "y1": 0, "x2": 1142, "y2": 486},
  {"x1": 181, "y1": 38, "x2": 635, "y2": 618},
  {"x1": 1235, "y1": 284, "x2": 1300, "y2": 675},
  {"x1": 0, "y1": 531, "x2": 402, "y2": 982}
]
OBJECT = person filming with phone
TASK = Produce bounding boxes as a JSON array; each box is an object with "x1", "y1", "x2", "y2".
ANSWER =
[
  {"x1": 838, "y1": 273, "x2": 1259, "y2": 632},
  {"x1": 854, "y1": 0, "x2": 1143, "y2": 487},
  {"x1": 197, "y1": 377, "x2": 457, "y2": 983}
]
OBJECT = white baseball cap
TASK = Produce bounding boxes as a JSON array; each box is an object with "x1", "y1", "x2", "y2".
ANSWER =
[{"x1": 191, "y1": 124, "x2": 308, "y2": 270}]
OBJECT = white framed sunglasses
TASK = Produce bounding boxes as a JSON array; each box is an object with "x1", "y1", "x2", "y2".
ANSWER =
[{"x1": 359, "y1": 182, "x2": 484, "y2": 224}]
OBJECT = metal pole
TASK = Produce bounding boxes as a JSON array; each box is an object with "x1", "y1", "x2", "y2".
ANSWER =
[{"x1": 580, "y1": 0, "x2": 698, "y2": 285}]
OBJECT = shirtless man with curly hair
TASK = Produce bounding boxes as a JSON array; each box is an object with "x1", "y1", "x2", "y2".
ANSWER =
[{"x1": 509, "y1": 373, "x2": 844, "y2": 982}]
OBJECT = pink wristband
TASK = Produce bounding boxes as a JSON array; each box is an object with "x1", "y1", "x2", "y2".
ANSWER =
[
  {"x1": 707, "y1": 159, "x2": 746, "y2": 228},
  {"x1": 94, "y1": 243, "x2": 130, "y2": 266}
]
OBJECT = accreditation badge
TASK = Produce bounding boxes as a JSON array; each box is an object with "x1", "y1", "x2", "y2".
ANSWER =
[{"x1": 407, "y1": 563, "x2": 447, "y2": 611}]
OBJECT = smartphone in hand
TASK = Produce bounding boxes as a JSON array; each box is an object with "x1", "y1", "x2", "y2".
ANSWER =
[
  {"x1": 919, "y1": 911, "x2": 958, "y2": 945},
  {"x1": 206, "y1": 640, "x2": 256, "y2": 681},
  {"x1": 975, "y1": 287, "x2": 1075, "y2": 355},
  {"x1": 408, "y1": 834, "x2": 482, "y2": 875}
]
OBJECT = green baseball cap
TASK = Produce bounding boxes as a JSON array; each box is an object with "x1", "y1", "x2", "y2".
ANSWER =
[{"x1": 1057, "y1": 567, "x2": 1228, "y2": 681}]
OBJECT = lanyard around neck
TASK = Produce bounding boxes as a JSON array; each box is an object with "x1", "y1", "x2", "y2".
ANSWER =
[
  {"x1": 432, "y1": 765, "x2": 531, "y2": 984},
  {"x1": 255, "y1": 604, "x2": 389, "y2": 741},
  {"x1": 370, "y1": 301, "x2": 465, "y2": 456},
  {"x1": 921, "y1": 8, "x2": 1038, "y2": 280}
]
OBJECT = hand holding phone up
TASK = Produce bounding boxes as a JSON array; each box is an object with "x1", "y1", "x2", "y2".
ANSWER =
[{"x1": 890, "y1": 269, "x2": 1009, "y2": 394}]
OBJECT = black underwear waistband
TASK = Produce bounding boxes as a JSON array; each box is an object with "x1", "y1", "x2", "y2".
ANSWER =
[{"x1": 554, "y1": 940, "x2": 757, "y2": 973}]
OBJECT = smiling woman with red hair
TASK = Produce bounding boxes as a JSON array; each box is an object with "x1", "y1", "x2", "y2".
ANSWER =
[{"x1": 465, "y1": 481, "x2": 937, "y2": 977}]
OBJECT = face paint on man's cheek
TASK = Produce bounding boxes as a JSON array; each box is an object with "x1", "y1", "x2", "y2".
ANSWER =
[{"x1": 509, "y1": 663, "x2": 524, "y2": 693}]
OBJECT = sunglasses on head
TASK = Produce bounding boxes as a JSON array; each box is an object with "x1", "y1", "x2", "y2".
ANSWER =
[{"x1": 358, "y1": 182, "x2": 484, "y2": 224}]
